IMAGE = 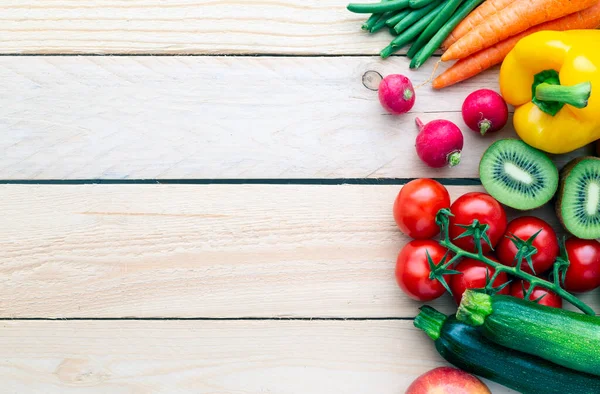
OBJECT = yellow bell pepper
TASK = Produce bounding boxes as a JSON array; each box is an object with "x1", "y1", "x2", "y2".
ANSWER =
[{"x1": 500, "y1": 30, "x2": 600, "y2": 154}]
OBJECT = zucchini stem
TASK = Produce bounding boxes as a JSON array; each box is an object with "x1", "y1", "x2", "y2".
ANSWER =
[
  {"x1": 413, "y1": 306, "x2": 446, "y2": 340},
  {"x1": 456, "y1": 290, "x2": 493, "y2": 326}
]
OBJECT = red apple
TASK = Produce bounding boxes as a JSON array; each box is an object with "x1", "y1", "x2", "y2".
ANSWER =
[{"x1": 406, "y1": 367, "x2": 491, "y2": 393}]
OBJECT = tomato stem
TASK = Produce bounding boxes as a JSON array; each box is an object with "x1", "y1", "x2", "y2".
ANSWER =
[{"x1": 434, "y1": 209, "x2": 595, "y2": 316}]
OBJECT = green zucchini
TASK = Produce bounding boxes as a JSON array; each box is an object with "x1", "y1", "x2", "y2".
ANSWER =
[
  {"x1": 457, "y1": 290, "x2": 600, "y2": 377},
  {"x1": 415, "y1": 306, "x2": 600, "y2": 394}
]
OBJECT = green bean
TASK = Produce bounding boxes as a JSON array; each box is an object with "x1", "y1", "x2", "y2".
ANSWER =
[
  {"x1": 393, "y1": 0, "x2": 442, "y2": 34},
  {"x1": 385, "y1": 8, "x2": 411, "y2": 27},
  {"x1": 380, "y1": 1, "x2": 444, "y2": 58},
  {"x1": 406, "y1": 0, "x2": 464, "y2": 58},
  {"x1": 361, "y1": 0, "x2": 394, "y2": 31},
  {"x1": 347, "y1": 0, "x2": 409, "y2": 14},
  {"x1": 370, "y1": 11, "x2": 395, "y2": 32},
  {"x1": 406, "y1": 37, "x2": 421, "y2": 58},
  {"x1": 408, "y1": 0, "x2": 438, "y2": 7},
  {"x1": 362, "y1": 13, "x2": 382, "y2": 31},
  {"x1": 410, "y1": 0, "x2": 485, "y2": 68}
]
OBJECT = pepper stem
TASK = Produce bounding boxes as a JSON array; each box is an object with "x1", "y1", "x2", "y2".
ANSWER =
[
  {"x1": 413, "y1": 306, "x2": 446, "y2": 341},
  {"x1": 456, "y1": 290, "x2": 493, "y2": 326},
  {"x1": 535, "y1": 81, "x2": 591, "y2": 109},
  {"x1": 447, "y1": 151, "x2": 461, "y2": 167}
]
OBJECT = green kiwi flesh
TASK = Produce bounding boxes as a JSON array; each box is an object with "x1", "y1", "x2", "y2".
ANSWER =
[
  {"x1": 557, "y1": 157, "x2": 600, "y2": 240},
  {"x1": 479, "y1": 139, "x2": 558, "y2": 210}
]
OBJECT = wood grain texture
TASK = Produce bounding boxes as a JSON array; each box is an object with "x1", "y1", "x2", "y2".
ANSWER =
[
  {"x1": 1, "y1": 0, "x2": 406, "y2": 55},
  {"x1": 0, "y1": 56, "x2": 590, "y2": 180},
  {"x1": 0, "y1": 319, "x2": 516, "y2": 393},
  {"x1": 2, "y1": 184, "x2": 598, "y2": 318}
]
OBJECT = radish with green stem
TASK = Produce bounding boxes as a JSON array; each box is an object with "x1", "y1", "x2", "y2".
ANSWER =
[
  {"x1": 378, "y1": 74, "x2": 416, "y2": 114},
  {"x1": 415, "y1": 118, "x2": 464, "y2": 168},
  {"x1": 462, "y1": 89, "x2": 508, "y2": 136}
]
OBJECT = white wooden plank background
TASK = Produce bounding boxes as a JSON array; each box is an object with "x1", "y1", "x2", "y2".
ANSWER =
[
  {"x1": 1, "y1": 0, "x2": 402, "y2": 55},
  {"x1": 0, "y1": 56, "x2": 590, "y2": 180},
  {"x1": 1, "y1": 2, "x2": 595, "y2": 393},
  {"x1": 0, "y1": 320, "x2": 516, "y2": 394},
  {"x1": 2, "y1": 184, "x2": 598, "y2": 318}
]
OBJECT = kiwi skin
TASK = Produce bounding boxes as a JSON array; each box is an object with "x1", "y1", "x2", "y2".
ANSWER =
[{"x1": 555, "y1": 156, "x2": 600, "y2": 237}]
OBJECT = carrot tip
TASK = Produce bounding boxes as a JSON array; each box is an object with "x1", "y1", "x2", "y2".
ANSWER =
[{"x1": 440, "y1": 53, "x2": 453, "y2": 62}]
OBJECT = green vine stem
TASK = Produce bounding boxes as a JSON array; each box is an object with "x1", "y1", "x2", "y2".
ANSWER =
[{"x1": 430, "y1": 209, "x2": 595, "y2": 316}]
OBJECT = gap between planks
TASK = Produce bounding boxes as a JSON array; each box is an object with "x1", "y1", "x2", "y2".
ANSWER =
[
  {"x1": 0, "y1": 317, "x2": 414, "y2": 321},
  {"x1": 0, "y1": 178, "x2": 482, "y2": 185},
  {"x1": 0, "y1": 53, "x2": 442, "y2": 58}
]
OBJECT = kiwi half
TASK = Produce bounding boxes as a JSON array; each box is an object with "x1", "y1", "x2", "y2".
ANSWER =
[
  {"x1": 479, "y1": 139, "x2": 558, "y2": 210},
  {"x1": 556, "y1": 156, "x2": 600, "y2": 240}
]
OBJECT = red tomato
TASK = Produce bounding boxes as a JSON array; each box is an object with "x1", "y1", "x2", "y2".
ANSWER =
[
  {"x1": 393, "y1": 178, "x2": 450, "y2": 239},
  {"x1": 449, "y1": 256, "x2": 510, "y2": 305},
  {"x1": 395, "y1": 240, "x2": 451, "y2": 301},
  {"x1": 449, "y1": 192, "x2": 507, "y2": 253},
  {"x1": 562, "y1": 238, "x2": 600, "y2": 293},
  {"x1": 509, "y1": 280, "x2": 562, "y2": 308},
  {"x1": 496, "y1": 216, "x2": 558, "y2": 275},
  {"x1": 406, "y1": 367, "x2": 491, "y2": 394}
]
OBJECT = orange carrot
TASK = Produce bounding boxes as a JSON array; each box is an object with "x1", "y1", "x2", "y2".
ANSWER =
[
  {"x1": 441, "y1": 0, "x2": 599, "y2": 61},
  {"x1": 433, "y1": 1, "x2": 600, "y2": 89},
  {"x1": 441, "y1": 0, "x2": 518, "y2": 50}
]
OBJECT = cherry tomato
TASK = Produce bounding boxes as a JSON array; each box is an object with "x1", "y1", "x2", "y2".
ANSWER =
[
  {"x1": 449, "y1": 256, "x2": 510, "y2": 305},
  {"x1": 510, "y1": 280, "x2": 562, "y2": 308},
  {"x1": 496, "y1": 216, "x2": 558, "y2": 275},
  {"x1": 393, "y1": 179, "x2": 451, "y2": 239},
  {"x1": 395, "y1": 240, "x2": 452, "y2": 301},
  {"x1": 562, "y1": 238, "x2": 600, "y2": 293},
  {"x1": 449, "y1": 192, "x2": 507, "y2": 253}
]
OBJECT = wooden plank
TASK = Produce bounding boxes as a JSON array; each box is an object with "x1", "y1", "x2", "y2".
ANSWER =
[
  {"x1": 2, "y1": 184, "x2": 598, "y2": 318},
  {"x1": 0, "y1": 319, "x2": 515, "y2": 393},
  {"x1": 0, "y1": 56, "x2": 589, "y2": 180},
  {"x1": 1, "y1": 0, "x2": 412, "y2": 55}
]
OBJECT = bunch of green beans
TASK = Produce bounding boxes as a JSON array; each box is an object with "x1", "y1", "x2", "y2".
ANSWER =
[{"x1": 347, "y1": 0, "x2": 485, "y2": 67}]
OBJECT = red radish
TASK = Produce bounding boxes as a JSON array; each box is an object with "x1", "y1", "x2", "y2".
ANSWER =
[
  {"x1": 378, "y1": 74, "x2": 415, "y2": 114},
  {"x1": 406, "y1": 367, "x2": 491, "y2": 394},
  {"x1": 415, "y1": 117, "x2": 464, "y2": 168},
  {"x1": 462, "y1": 89, "x2": 508, "y2": 135}
]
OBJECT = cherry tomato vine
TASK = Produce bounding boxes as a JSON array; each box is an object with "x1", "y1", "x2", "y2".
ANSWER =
[{"x1": 429, "y1": 208, "x2": 595, "y2": 316}]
